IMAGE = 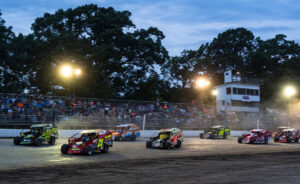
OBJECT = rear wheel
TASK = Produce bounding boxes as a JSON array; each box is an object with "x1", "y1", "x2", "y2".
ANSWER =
[
  {"x1": 146, "y1": 141, "x2": 152, "y2": 148},
  {"x1": 287, "y1": 137, "x2": 292, "y2": 143},
  {"x1": 83, "y1": 147, "x2": 93, "y2": 156},
  {"x1": 237, "y1": 137, "x2": 243, "y2": 144},
  {"x1": 223, "y1": 134, "x2": 227, "y2": 139},
  {"x1": 274, "y1": 137, "x2": 279, "y2": 142},
  {"x1": 101, "y1": 144, "x2": 109, "y2": 153},
  {"x1": 61, "y1": 144, "x2": 69, "y2": 154},
  {"x1": 13, "y1": 137, "x2": 21, "y2": 145},
  {"x1": 249, "y1": 139, "x2": 254, "y2": 144},
  {"x1": 48, "y1": 136, "x2": 56, "y2": 145},
  {"x1": 295, "y1": 137, "x2": 299, "y2": 143}
]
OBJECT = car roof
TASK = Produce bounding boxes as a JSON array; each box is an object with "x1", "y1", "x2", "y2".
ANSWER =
[
  {"x1": 80, "y1": 129, "x2": 104, "y2": 134},
  {"x1": 116, "y1": 124, "x2": 133, "y2": 128},
  {"x1": 278, "y1": 126, "x2": 290, "y2": 129},
  {"x1": 282, "y1": 128, "x2": 297, "y2": 132},
  {"x1": 30, "y1": 124, "x2": 51, "y2": 128},
  {"x1": 251, "y1": 129, "x2": 266, "y2": 132},
  {"x1": 211, "y1": 125, "x2": 225, "y2": 128},
  {"x1": 159, "y1": 128, "x2": 181, "y2": 133}
]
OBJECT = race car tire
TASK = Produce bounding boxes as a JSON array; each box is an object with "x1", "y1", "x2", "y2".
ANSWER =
[
  {"x1": 264, "y1": 138, "x2": 268, "y2": 144},
  {"x1": 295, "y1": 137, "x2": 299, "y2": 143},
  {"x1": 164, "y1": 142, "x2": 171, "y2": 150},
  {"x1": 118, "y1": 136, "x2": 123, "y2": 141},
  {"x1": 223, "y1": 134, "x2": 227, "y2": 139},
  {"x1": 34, "y1": 138, "x2": 42, "y2": 146},
  {"x1": 13, "y1": 137, "x2": 21, "y2": 145},
  {"x1": 61, "y1": 144, "x2": 69, "y2": 154},
  {"x1": 237, "y1": 137, "x2": 243, "y2": 144},
  {"x1": 48, "y1": 136, "x2": 56, "y2": 145},
  {"x1": 249, "y1": 139, "x2": 254, "y2": 144},
  {"x1": 274, "y1": 137, "x2": 279, "y2": 142},
  {"x1": 210, "y1": 134, "x2": 215, "y2": 139},
  {"x1": 83, "y1": 147, "x2": 93, "y2": 156},
  {"x1": 199, "y1": 133, "x2": 204, "y2": 139},
  {"x1": 146, "y1": 141, "x2": 152, "y2": 148},
  {"x1": 176, "y1": 140, "x2": 182, "y2": 148},
  {"x1": 287, "y1": 138, "x2": 292, "y2": 143},
  {"x1": 101, "y1": 144, "x2": 109, "y2": 153},
  {"x1": 131, "y1": 134, "x2": 137, "y2": 141}
]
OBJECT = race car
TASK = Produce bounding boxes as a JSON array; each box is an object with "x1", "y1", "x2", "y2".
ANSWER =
[
  {"x1": 13, "y1": 123, "x2": 58, "y2": 146},
  {"x1": 238, "y1": 129, "x2": 272, "y2": 144},
  {"x1": 199, "y1": 125, "x2": 230, "y2": 139},
  {"x1": 272, "y1": 126, "x2": 290, "y2": 138},
  {"x1": 111, "y1": 124, "x2": 140, "y2": 141},
  {"x1": 61, "y1": 129, "x2": 113, "y2": 156},
  {"x1": 146, "y1": 128, "x2": 183, "y2": 149},
  {"x1": 274, "y1": 128, "x2": 299, "y2": 143}
]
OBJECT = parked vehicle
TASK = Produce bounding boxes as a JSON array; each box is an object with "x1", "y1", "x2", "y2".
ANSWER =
[
  {"x1": 61, "y1": 129, "x2": 113, "y2": 156},
  {"x1": 274, "y1": 128, "x2": 299, "y2": 143},
  {"x1": 146, "y1": 128, "x2": 183, "y2": 149},
  {"x1": 238, "y1": 129, "x2": 272, "y2": 144},
  {"x1": 111, "y1": 124, "x2": 140, "y2": 141},
  {"x1": 200, "y1": 125, "x2": 230, "y2": 139},
  {"x1": 14, "y1": 124, "x2": 58, "y2": 146}
]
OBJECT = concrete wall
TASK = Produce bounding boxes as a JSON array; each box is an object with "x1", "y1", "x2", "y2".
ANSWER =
[{"x1": 0, "y1": 129, "x2": 247, "y2": 138}]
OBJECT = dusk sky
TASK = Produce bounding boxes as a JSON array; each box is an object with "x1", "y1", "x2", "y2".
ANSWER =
[{"x1": 1, "y1": 0, "x2": 299, "y2": 56}]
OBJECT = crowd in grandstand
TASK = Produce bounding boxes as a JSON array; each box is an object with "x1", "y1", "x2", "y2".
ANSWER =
[{"x1": 0, "y1": 93, "x2": 214, "y2": 122}]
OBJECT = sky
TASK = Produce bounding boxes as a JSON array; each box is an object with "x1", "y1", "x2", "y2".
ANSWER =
[{"x1": 0, "y1": 0, "x2": 300, "y2": 56}]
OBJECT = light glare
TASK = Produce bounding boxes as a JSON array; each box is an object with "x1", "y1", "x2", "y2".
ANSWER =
[{"x1": 61, "y1": 65, "x2": 72, "y2": 77}]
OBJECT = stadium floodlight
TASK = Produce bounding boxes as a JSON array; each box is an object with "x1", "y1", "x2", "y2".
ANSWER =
[
  {"x1": 196, "y1": 78, "x2": 210, "y2": 88},
  {"x1": 212, "y1": 89, "x2": 217, "y2": 96},
  {"x1": 283, "y1": 85, "x2": 297, "y2": 98},
  {"x1": 75, "y1": 68, "x2": 81, "y2": 76},
  {"x1": 60, "y1": 65, "x2": 72, "y2": 78}
]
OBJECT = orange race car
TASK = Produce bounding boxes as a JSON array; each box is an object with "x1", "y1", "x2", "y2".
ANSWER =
[{"x1": 110, "y1": 124, "x2": 140, "y2": 141}]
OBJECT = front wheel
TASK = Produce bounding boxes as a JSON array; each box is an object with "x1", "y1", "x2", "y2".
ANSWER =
[
  {"x1": 274, "y1": 137, "x2": 279, "y2": 142},
  {"x1": 34, "y1": 138, "x2": 42, "y2": 146},
  {"x1": 176, "y1": 140, "x2": 182, "y2": 148},
  {"x1": 48, "y1": 136, "x2": 56, "y2": 145},
  {"x1": 101, "y1": 144, "x2": 109, "y2": 153},
  {"x1": 146, "y1": 141, "x2": 152, "y2": 148},
  {"x1": 264, "y1": 138, "x2": 268, "y2": 144},
  {"x1": 237, "y1": 137, "x2": 243, "y2": 144},
  {"x1": 131, "y1": 134, "x2": 137, "y2": 141},
  {"x1": 61, "y1": 144, "x2": 69, "y2": 154},
  {"x1": 199, "y1": 133, "x2": 204, "y2": 139},
  {"x1": 83, "y1": 147, "x2": 93, "y2": 156},
  {"x1": 223, "y1": 134, "x2": 227, "y2": 139},
  {"x1": 14, "y1": 137, "x2": 21, "y2": 145},
  {"x1": 164, "y1": 142, "x2": 171, "y2": 150}
]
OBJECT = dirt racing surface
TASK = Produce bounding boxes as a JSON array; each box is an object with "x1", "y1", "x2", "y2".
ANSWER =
[{"x1": 1, "y1": 137, "x2": 300, "y2": 184}]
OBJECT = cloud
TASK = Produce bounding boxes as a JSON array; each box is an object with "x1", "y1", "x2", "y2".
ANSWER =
[{"x1": 1, "y1": 0, "x2": 300, "y2": 56}]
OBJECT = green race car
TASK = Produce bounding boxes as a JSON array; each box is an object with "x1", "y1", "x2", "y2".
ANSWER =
[
  {"x1": 14, "y1": 124, "x2": 58, "y2": 146},
  {"x1": 200, "y1": 125, "x2": 230, "y2": 139}
]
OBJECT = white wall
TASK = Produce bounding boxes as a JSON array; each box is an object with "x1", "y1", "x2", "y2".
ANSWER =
[{"x1": 0, "y1": 129, "x2": 246, "y2": 138}]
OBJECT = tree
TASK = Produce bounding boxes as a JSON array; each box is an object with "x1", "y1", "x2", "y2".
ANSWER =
[
  {"x1": 29, "y1": 4, "x2": 168, "y2": 98},
  {"x1": 0, "y1": 12, "x2": 16, "y2": 93}
]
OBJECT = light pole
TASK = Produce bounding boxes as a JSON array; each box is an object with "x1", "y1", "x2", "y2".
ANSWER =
[
  {"x1": 195, "y1": 77, "x2": 210, "y2": 112},
  {"x1": 59, "y1": 64, "x2": 82, "y2": 118}
]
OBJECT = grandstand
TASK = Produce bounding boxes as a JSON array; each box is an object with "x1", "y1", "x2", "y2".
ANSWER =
[{"x1": 0, "y1": 93, "x2": 295, "y2": 131}]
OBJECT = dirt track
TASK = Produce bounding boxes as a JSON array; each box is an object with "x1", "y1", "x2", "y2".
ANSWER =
[{"x1": 1, "y1": 138, "x2": 300, "y2": 183}]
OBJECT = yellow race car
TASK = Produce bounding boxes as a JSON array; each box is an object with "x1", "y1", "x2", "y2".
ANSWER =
[{"x1": 200, "y1": 125, "x2": 230, "y2": 139}]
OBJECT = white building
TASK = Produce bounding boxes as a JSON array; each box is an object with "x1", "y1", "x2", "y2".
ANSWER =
[{"x1": 215, "y1": 70, "x2": 261, "y2": 113}]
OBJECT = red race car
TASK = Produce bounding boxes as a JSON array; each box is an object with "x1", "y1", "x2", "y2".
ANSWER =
[
  {"x1": 61, "y1": 129, "x2": 113, "y2": 156},
  {"x1": 238, "y1": 129, "x2": 272, "y2": 144},
  {"x1": 274, "y1": 128, "x2": 299, "y2": 143}
]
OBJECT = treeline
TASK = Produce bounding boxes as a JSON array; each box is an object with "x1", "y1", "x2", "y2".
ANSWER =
[{"x1": 1, "y1": 4, "x2": 300, "y2": 106}]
